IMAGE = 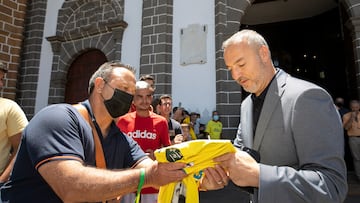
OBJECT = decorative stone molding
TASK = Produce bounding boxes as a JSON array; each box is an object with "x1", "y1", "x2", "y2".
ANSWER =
[
  {"x1": 47, "y1": 0, "x2": 126, "y2": 104},
  {"x1": 46, "y1": 35, "x2": 65, "y2": 54}
]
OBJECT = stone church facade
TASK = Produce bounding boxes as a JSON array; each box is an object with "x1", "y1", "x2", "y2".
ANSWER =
[{"x1": 1, "y1": 0, "x2": 360, "y2": 138}]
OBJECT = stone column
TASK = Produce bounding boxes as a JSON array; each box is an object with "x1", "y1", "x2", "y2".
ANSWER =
[
  {"x1": 346, "y1": 16, "x2": 360, "y2": 97},
  {"x1": 214, "y1": 0, "x2": 253, "y2": 139},
  {"x1": 17, "y1": 0, "x2": 47, "y2": 118},
  {"x1": 140, "y1": 0, "x2": 173, "y2": 97}
]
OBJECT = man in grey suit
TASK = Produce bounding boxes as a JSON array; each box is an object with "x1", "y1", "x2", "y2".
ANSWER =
[{"x1": 214, "y1": 29, "x2": 347, "y2": 203}]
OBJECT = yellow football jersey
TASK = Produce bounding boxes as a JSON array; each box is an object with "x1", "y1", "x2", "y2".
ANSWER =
[{"x1": 154, "y1": 140, "x2": 236, "y2": 203}]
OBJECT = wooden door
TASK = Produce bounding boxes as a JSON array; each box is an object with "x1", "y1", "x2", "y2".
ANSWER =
[{"x1": 65, "y1": 50, "x2": 107, "y2": 104}]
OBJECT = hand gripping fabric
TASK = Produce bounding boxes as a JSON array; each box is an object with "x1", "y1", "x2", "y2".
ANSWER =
[{"x1": 154, "y1": 140, "x2": 236, "y2": 203}]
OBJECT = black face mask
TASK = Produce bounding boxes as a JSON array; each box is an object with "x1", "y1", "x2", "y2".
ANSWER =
[{"x1": 104, "y1": 88, "x2": 133, "y2": 118}]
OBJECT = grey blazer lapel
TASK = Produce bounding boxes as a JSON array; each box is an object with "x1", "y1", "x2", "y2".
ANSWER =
[
  {"x1": 253, "y1": 70, "x2": 287, "y2": 150},
  {"x1": 240, "y1": 98, "x2": 253, "y2": 148}
]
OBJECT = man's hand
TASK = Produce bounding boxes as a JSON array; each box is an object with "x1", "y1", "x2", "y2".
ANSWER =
[
  {"x1": 215, "y1": 151, "x2": 260, "y2": 187},
  {"x1": 172, "y1": 134, "x2": 184, "y2": 144},
  {"x1": 145, "y1": 161, "x2": 187, "y2": 187},
  {"x1": 200, "y1": 165, "x2": 229, "y2": 190},
  {"x1": 145, "y1": 149, "x2": 155, "y2": 160},
  {"x1": 351, "y1": 111, "x2": 359, "y2": 122}
]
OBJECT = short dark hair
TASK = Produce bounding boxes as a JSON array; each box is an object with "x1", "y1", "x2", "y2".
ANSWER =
[
  {"x1": 173, "y1": 106, "x2": 185, "y2": 116},
  {"x1": 183, "y1": 109, "x2": 189, "y2": 116},
  {"x1": 88, "y1": 61, "x2": 135, "y2": 94},
  {"x1": 152, "y1": 97, "x2": 160, "y2": 107},
  {"x1": 159, "y1": 94, "x2": 172, "y2": 105},
  {"x1": 0, "y1": 61, "x2": 8, "y2": 73},
  {"x1": 139, "y1": 74, "x2": 154, "y2": 82}
]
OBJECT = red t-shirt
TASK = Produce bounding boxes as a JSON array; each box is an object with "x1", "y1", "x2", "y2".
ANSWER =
[{"x1": 117, "y1": 111, "x2": 171, "y2": 194}]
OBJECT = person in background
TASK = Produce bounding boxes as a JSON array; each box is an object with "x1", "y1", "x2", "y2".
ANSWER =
[
  {"x1": 194, "y1": 113, "x2": 201, "y2": 135},
  {"x1": 180, "y1": 123, "x2": 191, "y2": 142},
  {"x1": 0, "y1": 62, "x2": 28, "y2": 187},
  {"x1": 197, "y1": 123, "x2": 207, "y2": 139},
  {"x1": 0, "y1": 61, "x2": 187, "y2": 202},
  {"x1": 117, "y1": 81, "x2": 171, "y2": 203},
  {"x1": 205, "y1": 110, "x2": 223, "y2": 139},
  {"x1": 210, "y1": 29, "x2": 347, "y2": 203},
  {"x1": 334, "y1": 97, "x2": 353, "y2": 171},
  {"x1": 127, "y1": 74, "x2": 156, "y2": 114},
  {"x1": 158, "y1": 94, "x2": 183, "y2": 145},
  {"x1": 139, "y1": 74, "x2": 155, "y2": 90},
  {"x1": 343, "y1": 99, "x2": 360, "y2": 181},
  {"x1": 172, "y1": 106, "x2": 186, "y2": 123},
  {"x1": 335, "y1": 97, "x2": 350, "y2": 119},
  {"x1": 140, "y1": 74, "x2": 157, "y2": 113},
  {"x1": 152, "y1": 97, "x2": 161, "y2": 114},
  {"x1": 183, "y1": 112, "x2": 200, "y2": 140}
]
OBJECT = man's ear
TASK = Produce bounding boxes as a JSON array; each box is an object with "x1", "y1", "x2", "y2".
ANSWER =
[
  {"x1": 94, "y1": 77, "x2": 105, "y2": 93},
  {"x1": 259, "y1": 45, "x2": 270, "y2": 63}
]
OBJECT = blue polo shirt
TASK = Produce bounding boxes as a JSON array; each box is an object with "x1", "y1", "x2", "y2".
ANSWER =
[{"x1": 1, "y1": 100, "x2": 146, "y2": 202}]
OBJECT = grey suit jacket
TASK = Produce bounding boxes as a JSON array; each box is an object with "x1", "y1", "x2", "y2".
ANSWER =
[{"x1": 234, "y1": 69, "x2": 347, "y2": 203}]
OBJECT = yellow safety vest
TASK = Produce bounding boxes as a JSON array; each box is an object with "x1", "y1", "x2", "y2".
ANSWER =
[{"x1": 154, "y1": 140, "x2": 236, "y2": 203}]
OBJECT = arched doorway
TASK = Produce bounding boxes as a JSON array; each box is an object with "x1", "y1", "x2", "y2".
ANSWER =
[{"x1": 65, "y1": 50, "x2": 107, "y2": 104}]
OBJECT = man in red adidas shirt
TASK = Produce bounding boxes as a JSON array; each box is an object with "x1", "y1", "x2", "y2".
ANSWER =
[{"x1": 117, "y1": 80, "x2": 171, "y2": 203}]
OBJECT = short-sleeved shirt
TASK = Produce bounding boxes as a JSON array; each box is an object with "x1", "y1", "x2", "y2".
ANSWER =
[
  {"x1": 205, "y1": 120, "x2": 223, "y2": 139},
  {"x1": 1, "y1": 100, "x2": 146, "y2": 202},
  {"x1": 0, "y1": 98, "x2": 28, "y2": 174},
  {"x1": 168, "y1": 118, "x2": 182, "y2": 140},
  {"x1": 117, "y1": 111, "x2": 171, "y2": 194},
  {"x1": 118, "y1": 111, "x2": 171, "y2": 151}
]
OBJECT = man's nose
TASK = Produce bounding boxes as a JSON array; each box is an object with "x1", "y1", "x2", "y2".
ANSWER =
[{"x1": 231, "y1": 69, "x2": 241, "y2": 80}]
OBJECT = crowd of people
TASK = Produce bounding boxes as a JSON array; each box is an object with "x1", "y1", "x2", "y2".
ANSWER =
[
  {"x1": 136, "y1": 74, "x2": 224, "y2": 144},
  {"x1": 0, "y1": 29, "x2": 357, "y2": 203}
]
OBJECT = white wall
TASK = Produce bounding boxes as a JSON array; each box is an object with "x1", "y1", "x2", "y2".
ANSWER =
[
  {"x1": 121, "y1": 0, "x2": 143, "y2": 79},
  {"x1": 35, "y1": 0, "x2": 216, "y2": 124},
  {"x1": 172, "y1": 0, "x2": 216, "y2": 123},
  {"x1": 35, "y1": 0, "x2": 64, "y2": 113}
]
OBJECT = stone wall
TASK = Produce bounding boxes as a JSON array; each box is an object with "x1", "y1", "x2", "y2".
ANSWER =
[
  {"x1": 213, "y1": 0, "x2": 252, "y2": 139},
  {"x1": 140, "y1": 0, "x2": 173, "y2": 97},
  {"x1": 16, "y1": 0, "x2": 47, "y2": 117},
  {"x1": 0, "y1": 0, "x2": 28, "y2": 100}
]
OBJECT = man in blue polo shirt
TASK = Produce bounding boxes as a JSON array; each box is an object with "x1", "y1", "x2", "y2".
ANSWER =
[{"x1": 0, "y1": 61, "x2": 189, "y2": 202}]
